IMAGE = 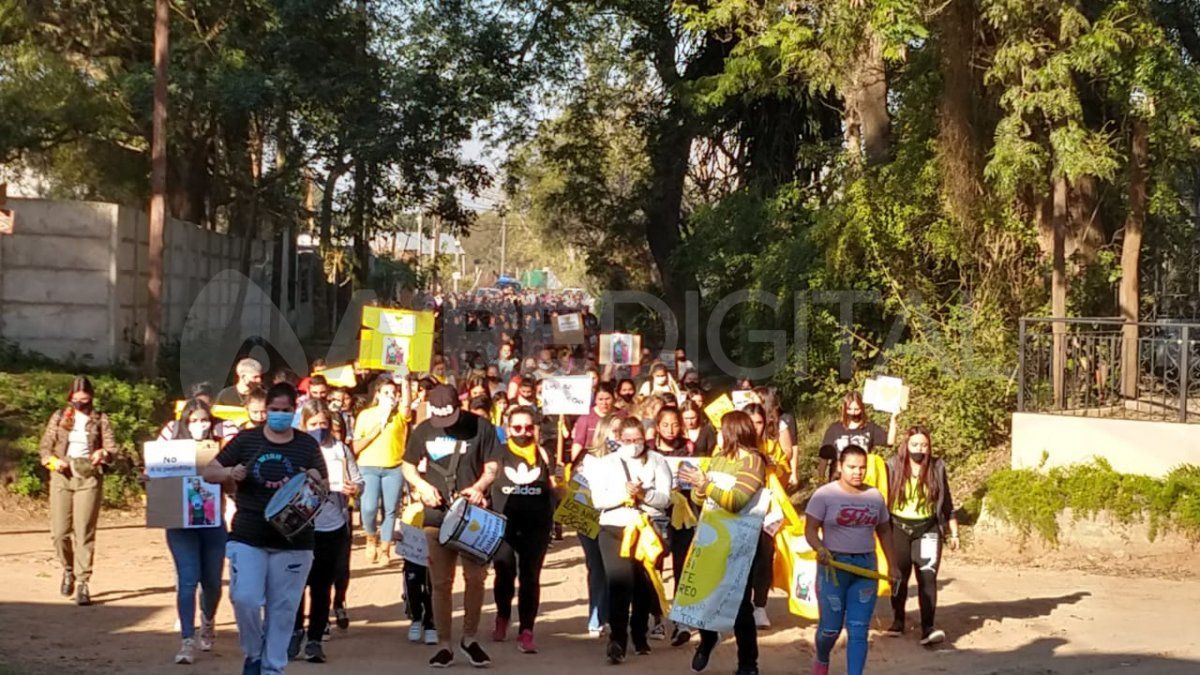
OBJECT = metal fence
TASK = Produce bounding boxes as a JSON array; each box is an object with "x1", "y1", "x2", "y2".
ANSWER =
[{"x1": 1018, "y1": 317, "x2": 1200, "y2": 423}]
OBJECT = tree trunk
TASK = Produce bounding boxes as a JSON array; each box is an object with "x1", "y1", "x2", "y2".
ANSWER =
[
  {"x1": 643, "y1": 104, "x2": 697, "y2": 321},
  {"x1": 1120, "y1": 118, "x2": 1148, "y2": 398},
  {"x1": 936, "y1": 0, "x2": 983, "y2": 223},
  {"x1": 1051, "y1": 175, "x2": 1069, "y2": 409},
  {"x1": 846, "y1": 31, "x2": 891, "y2": 166},
  {"x1": 351, "y1": 159, "x2": 370, "y2": 286},
  {"x1": 1068, "y1": 174, "x2": 1106, "y2": 263}
]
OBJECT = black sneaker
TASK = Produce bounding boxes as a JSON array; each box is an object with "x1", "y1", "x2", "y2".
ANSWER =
[
  {"x1": 691, "y1": 644, "x2": 713, "y2": 673},
  {"x1": 606, "y1": 640, "x2": 626, "y2": 665},
  {"x1": 734, "y1": 669, "x2": 759, "y2": 675},
  {"x1": 335, "y1": 606, "x2": 350, "y2": 630},
  {"x1": 670, "y1": 627, "x2": 692, "y2": 647},
  {"x1": 460, "y1": 640, "x2": 492, "y2": 668},
  {"x1": 633, "y1": 642, "x2": 651, "y2": 656},
  {"x1": 429, "y1": 648, "x2": 455, "y2": 668},
  {"x1": 305, "y1": 640, "x2": 327, "y2": 663},
  {"x1": 287, "y1": 629, "x2": 304, "y2": 660},
  {"x1": 885, "y1": 619, "x2": 905, "y2": 636},
  {"x1": 61, "y1": 571, "x2": 75, "y2": 597},
  {"x1": 75, "y1": 582, "x2": 91, "y2": 606},
  {"x1": 241, "y1": 657, "x2": 262, "y2": 675}
]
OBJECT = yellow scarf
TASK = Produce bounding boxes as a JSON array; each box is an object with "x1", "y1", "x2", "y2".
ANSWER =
[{"x1": 507, "y1": 438, "x2": 538, "y2": 466}]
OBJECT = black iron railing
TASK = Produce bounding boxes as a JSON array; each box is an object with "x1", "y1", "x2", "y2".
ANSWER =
[{"x1": 1018, "y1": 317, "x2": 1200, "y2": 423}]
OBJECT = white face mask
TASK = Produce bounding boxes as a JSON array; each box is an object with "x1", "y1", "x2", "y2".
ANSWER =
[
  {"x1": 188, "y1": 421, "x2": 212, "y2": 439},
  {"x1": 618, "y1": 443, "x2": 641, "y2": 460},
  {"x1": 379, "y1": 394, "x2": 396, "y2": 408}
]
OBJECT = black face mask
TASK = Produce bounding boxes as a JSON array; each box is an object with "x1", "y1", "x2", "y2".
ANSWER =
[
  {"x1": 620, "y1": 393, "x2": 634, "y2": 402},
  {"x1": 70, "y1": 400, "x2": 91, "y2": 412},
  {"x1": 909, "y1": 452, "x2": 928, "y2": 464},
  {"x1": 510, "y1": 434, "x2": 533, "y2": 446}
]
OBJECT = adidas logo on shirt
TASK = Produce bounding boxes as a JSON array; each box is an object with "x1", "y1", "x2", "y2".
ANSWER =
[{"x1": 502, "y1": 464, "x2": 543, "y2": 496}]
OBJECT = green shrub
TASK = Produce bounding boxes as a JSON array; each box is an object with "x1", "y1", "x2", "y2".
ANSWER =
[
  {"x1": 984, "y1": 461, "x2": 1200, "y2": 545},
  {"x1": 0, "y1": 366, "x2": 169, "y2": 503}
]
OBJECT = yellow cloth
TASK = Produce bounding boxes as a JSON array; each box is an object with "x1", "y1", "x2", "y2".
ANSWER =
[
  {"x1": 507, "y1": 438, "x2": 538, "y2": 466},
  {"x1": 400, "y1": 501, "x2": 425, "y2": 527},
  {"x1": 893, "y1": 476, "x2": 933, "y2": 520},
  {"x1": 760, "y1": 438, "x2": 790, "y2": 479},
  {"x1": 620, "y1": 514, "x2": 670, "y2": 615},
  {"x1": 670, "y1": 491, "x2": 698, "y2": 529},
  {"x1": 354, "y1": 405, "x2": 408, "y2": 467}
]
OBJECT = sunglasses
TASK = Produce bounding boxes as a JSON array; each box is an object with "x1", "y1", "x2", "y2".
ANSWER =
[{"x1": 510, "y1": 424, "x2": 535, "y2": 433}]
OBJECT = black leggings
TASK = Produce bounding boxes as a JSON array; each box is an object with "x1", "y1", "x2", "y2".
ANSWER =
[
  {"x1": 751, "y1": 531, "x2": 775, "y2": 608},
  {"x1": 333, "y1": 512, "x2": 352, "y2": 609},
  {"x1": 890, "y1": 516, "x2": 941, "y2": 632},
  {"x1": 295, "y1": 525, "x2": 350, "y2": 640},
  {"x1": 598, "y1": 525, "x2": 654, "y2": 650},
  {"x1": 492, "y1": 513, "x2": 552, "y2": 631},
  {"x1": 668, "y1": 523, "x2": 695, "y2": 593},
  {"x1": 404, "y1": 561, "x2": 435, "y2": 629},
  {"x1": 698, "y1": 563, "x2": 759, "y2": 671}
]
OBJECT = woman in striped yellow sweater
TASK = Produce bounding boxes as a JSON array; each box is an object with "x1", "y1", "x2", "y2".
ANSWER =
[{"x1": 677, "y1": 411, "x2": 768, "y2": 675}]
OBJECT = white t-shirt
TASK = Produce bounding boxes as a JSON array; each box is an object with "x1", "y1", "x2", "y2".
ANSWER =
[
  {"x1": 583, "y1": 451, "x2": 673, "y2": 527},
  {"x1": 67, "y1": 413, "x2": 91, "y2": 458}
]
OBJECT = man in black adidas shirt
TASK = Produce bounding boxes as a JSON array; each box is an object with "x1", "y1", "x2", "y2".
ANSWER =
[
  {"x1": 204, "y1": 383, "x2": 327, "y2": 675},
  {"x1": 401, "y1": 384, "x2": 500, "y2": 668}
]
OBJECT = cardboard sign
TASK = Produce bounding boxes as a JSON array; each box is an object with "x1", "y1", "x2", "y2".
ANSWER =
[
  {"x1": 394, "y1": 522, "x2": 430, "y2": 565},
  {"x1": 863, "y1": 376, "x2": 910, "y2": 414},
  {"x1": 664, "y1": 456, "x2": 700, "y2": 490},
  {"x1": 146, "y1": 442, "x2": 222, "y2": 529},
  {"x1": 599, "y1": 333, "x2": 641, "y2": 366},
  {"x1": 540, "y1": 375, "x2": 592, "y2": 416},
  {"x1": 551, "y1": 313, "x2": 586, "y2": 345},
  {"x1": 553, "y1": 476, "x2": 600, "y2": 538},
  {"x1": 144, "y1": 440, "x2": 219, "y2": 479},
  {"x1": 731, "y1": 390, "x2": 756, "y2": 410},
  {"x1": 358, "y1": 328, "x2": 433, "y2": 373},
  {"x1": 361, "y1": 307, "x2": 435, "y2": 335},
  {"x1": 704, "y1": 394, "x2": 735, "y2": 428},
  {"x1": 172, "y1": 401, "x2": 248, "y2": 426},
  {"x1": 314, "y1": 364, "x2": 357, "y2": 388},
  {"x1": 181, "y1": 478, "x2": 223, "y2": 528}
]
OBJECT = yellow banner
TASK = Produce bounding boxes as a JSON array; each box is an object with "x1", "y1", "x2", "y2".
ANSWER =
[
  {"x1": 703, "y1": 394, "x2": 735, "y2": 428},
  {"x1": 314, "y1": 364, "x2": 357, "y2": 388},
  {"x1": 553, "y1": 477, "x2": 601, "y2": 538},
  {"x1": 173, "y1": 400, "x2": 249, "y2": 426},
  {"x1": 361, "y1": 307, "x2": 436, "y2": 335},
  {"x1": 357, "y1": 329, "x2": 434, "y2": 373}
]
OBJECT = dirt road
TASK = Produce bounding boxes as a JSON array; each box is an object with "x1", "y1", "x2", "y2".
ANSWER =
[{"x1": 0, "y1": 509, "x2": 1197, "y2": 674}]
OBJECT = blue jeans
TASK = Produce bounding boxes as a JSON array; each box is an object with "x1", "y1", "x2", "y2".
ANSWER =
[
  {"x1": 166, "y1": 525, "x2": 228, "y2": 639},
  {"x1": 816, "y1": 552, "x2": 878, "y2": 675},
  {"x1": 359, "y1": 465, "x2": 404, "y2": 541},
  {"x1": 578, "y1": 532, "x2": 608, "y2": 632}
]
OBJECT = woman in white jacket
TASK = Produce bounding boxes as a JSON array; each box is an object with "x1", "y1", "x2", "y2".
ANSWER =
[{"x1": 585, "y1": 417, "x2": 672, "y2": 665}]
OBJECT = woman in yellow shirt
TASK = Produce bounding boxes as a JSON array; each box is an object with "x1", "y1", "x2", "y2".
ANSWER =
[
  {"x1": 353, "y1": 376, "x2": 410, "y2": 564},
  {"x1": 884, "y1": 425, "x2": 959, "y2": 646}
]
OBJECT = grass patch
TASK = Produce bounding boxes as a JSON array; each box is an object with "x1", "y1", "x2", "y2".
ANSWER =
[{"x1": 984, "y1": 459, "x2": 1200, "y2": 545}]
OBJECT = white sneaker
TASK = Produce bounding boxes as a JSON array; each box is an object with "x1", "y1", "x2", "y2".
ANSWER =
[
  {"x1": 175, "y1": 638, "x2": 196, "y2": 665},
  {"x1": 424, "y1": 628, "x2": 439, "y2": 645},
  {"x1": 198, "y1": 617, "x2": 215, "y2": 651},
  {"x1": 920, "y1": 629, "x2": 946, "y2": 646},
  {"x1": 753, "y1": 607, "x2": 771, "y2": 629},
  {"x1": 649, "y1": 621, "x2": 666, "y2": 641},
  {"x1": 409, "y1": 621, "x2": 425, "y2": 643}
]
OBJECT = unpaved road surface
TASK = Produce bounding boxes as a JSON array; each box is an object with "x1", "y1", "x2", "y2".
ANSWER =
[{"x1": 0, "y1": 510, "x2": 1197, "y2": 674}]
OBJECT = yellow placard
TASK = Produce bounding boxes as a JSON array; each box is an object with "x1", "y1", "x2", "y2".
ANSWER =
[
  {"x1": 357, "y1": 329, "x2": 434, "y2": 373},
  {"x1": 314, "y1": 364, "x2": 357, "y2": 388},
  {"x1": 553, "y1": 478, "x2": 601, "y2": 538},
  {"x1": 704, "y1": 394, "x2": 735, "y2": 428},
  {"x1": 361, "y1": 307, "x2": 435, "y2": 336},
  {"x1": 172, "y1": 400, "x2": 249, "y2": 426}
]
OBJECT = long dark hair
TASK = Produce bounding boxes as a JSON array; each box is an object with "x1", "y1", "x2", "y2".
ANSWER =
[
  {"x1": 743, "y1": 402, "x2": 773, "y2": 441},
  {"x1": 888, "y1": 425, "x2": 940, "y2": 511},
  {"x1": 718, "y1": 411, "x2": 762, "y2": 460},
  {"x1": 840, "y1": 391, "x2": 866, "y2": 428},
  {"x1": 173, "y1": 398, "x2": 215, "y2": 440},
  {"x1": 752, "y1": 386, "x2": 782, "y2": 439},
  {"x1": 60, "y1": 376, "x2": 96, "y2": 428}
]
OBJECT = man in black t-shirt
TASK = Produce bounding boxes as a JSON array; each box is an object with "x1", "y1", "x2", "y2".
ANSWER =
[
  {"x1": 204, "y1": 383, "x2": 327, "y2": 675},
  {"x1": 401, "y1": 384, "x2": 500, "y2": 668}
]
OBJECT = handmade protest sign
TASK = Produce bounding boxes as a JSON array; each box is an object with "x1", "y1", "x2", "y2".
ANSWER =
[
  {"x1": 863, "y1": 375, "x2": 909, "y2": 414},
  {"x1": 541, "y1": 375, "x2": 592, "y2": 416}
]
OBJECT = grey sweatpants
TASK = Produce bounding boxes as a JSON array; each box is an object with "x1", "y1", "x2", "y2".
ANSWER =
[{"x1": 227, "y1": 541, "x2": 313, "y2": 674}]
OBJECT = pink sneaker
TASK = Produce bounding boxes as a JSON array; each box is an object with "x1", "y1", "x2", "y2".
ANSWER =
[
  {"x1": 517, "y1": 629, "x2": 538, "y2": 654},
  {"x1": 493, "y1": 616, "x2": 509, "y2": 642},
  {"x1": 812, "y1": 661, "x2": 830, "y2": 675}
]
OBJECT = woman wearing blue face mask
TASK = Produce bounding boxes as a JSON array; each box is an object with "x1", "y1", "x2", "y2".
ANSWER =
[
  {"x1": 290, "y1": 401, "x2": 363, "y2": 663},
  {"x1": 203, "y1": 383, "x2": 328, "y2": 675}
]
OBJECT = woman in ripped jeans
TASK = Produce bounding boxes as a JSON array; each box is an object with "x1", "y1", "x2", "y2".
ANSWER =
[{"x1": 804, "y1": 446, "x2": 898, "y2": 675}]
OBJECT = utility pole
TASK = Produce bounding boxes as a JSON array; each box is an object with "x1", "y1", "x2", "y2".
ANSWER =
[{"x1": 143, "y1": 0, "x2": 169, "y2": 376}]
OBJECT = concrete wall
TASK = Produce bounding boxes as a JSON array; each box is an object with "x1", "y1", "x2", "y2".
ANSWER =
[
  {"x1": 1011, "y1": 412, "x2": 1200, "y2": 478},
  {"x1": 0, "y1": 198, "x2": 314, "y2": 366}
]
